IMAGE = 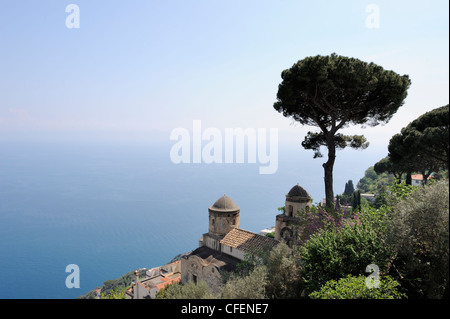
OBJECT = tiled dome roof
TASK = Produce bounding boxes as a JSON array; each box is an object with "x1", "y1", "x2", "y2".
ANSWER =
[
  {"x1": 287, "y1": 184, "x2": 310, "y2": 198},
  {"x1": 209, "y1": 195, "x2": 239, "y2": 212}
]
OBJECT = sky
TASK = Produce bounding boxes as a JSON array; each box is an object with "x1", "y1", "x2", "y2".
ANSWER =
[{"x1": 0, "y1": 0, "x2": 448, "y2": 150}]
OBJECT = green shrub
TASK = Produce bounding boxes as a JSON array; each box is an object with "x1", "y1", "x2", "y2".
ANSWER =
[
  {"x1": 156, "y1": 280, "x2": 214, "y2": 299},
  {"x1": 265, "y1": 232, "x2": 275, "y2": 238},
  {"x1": 221, "y1": 266, "x2": 267, "y2": 299},
  {"x1": 310, "y1": 275, "x2": 406, "y2": 299},
  {"x1": 300, "y1": 221, "x2": 393, "y2": 295},
  {"x1": 101, "y1": 288, "x2": 126, "y2": 299}
]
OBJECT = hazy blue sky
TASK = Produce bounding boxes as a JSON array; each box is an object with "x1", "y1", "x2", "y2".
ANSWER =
[{"x1": 0, "y1": 0, "x2": 448, "y2": 149}]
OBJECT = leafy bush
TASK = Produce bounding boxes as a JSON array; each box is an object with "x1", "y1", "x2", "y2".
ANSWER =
[
  {"x1": 221, "y1": 266, "x2": 267, "y2": 299},
  {"x1": 155, "y1": 280, "x2": 214, "y2": 299},
  {"x1": 386, "y1": 180, "x2": 419, "y2": 203},
  {"x1": 265, "y1": 232, "x2": 275, "y2": 238},
  {"x1": 263, "y1": 243, "x2": 302, "y2": 299},
  {"x1": 300, "y1": 221, "x2": 393, "y2": 295},
  {"x1": 387, "y1": 180, "x2": 449, "y2": 298},
  {"x1": 295, "y1": 205, "x2": 355, "y2": 246},
  {"x1": 101, "y1": 288, "x2": 126, "y2": 299},
  {"x1": 310, "y1": 275, "x2": 406, "y2": 299},
  {"x1": 231, "y1": 243, "x2": 301, "y2": 299}
]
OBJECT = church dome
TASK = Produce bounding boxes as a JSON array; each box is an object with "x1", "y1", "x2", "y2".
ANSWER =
[
  {"x1": 287, "y1": 184, "x2": 310, "y2": 199},
  {"x1": 209, "y1": 195, "x2": 240, "y2": 212}
]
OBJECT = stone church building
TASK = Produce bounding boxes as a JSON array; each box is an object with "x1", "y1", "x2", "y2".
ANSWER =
[
  {"x1": 274, "y1": 184, "x2": 312, "y2": 245},
  {"x1": 180, "y1": 184, "x2": 311, "y2": 292}
]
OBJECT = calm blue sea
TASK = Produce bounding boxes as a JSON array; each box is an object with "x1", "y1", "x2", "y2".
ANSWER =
[{"x1": 0, "y1": 136, "x2": 378, "y2": 299}]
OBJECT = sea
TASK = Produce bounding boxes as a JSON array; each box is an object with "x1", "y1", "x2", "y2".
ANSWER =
[{"x1": 0, "y1": 135, "x2": 380, "y2": 299}]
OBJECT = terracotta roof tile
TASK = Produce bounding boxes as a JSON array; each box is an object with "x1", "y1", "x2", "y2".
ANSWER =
[
  {"x1": 220, "y1": 228, "x2": 278, "y2": 253},
  {"x1": 411, "y1": 174, "x2": 432, "y2": 180}
]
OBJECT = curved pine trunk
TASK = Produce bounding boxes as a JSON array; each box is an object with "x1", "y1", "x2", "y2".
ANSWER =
[{"x1": 323, "y1": 137, "x2": 336, "y2": 212}]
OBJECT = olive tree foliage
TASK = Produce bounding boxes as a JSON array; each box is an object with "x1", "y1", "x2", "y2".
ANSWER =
[
  {"x1": 274, "y1": 53, "x2": 411, "y2": 209},
  {"x1": 225, "y1": 242, "x2": 302, "y2": 299},
  {"x1": 262, "y1": 242, "x2": 302, "y2": 299},
  {"x1": 387, "y1": 180, "x2": 449, "y2": 299},
  {"x1": 221, "y1": 266, "x2": 268, "y2": 299}
]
